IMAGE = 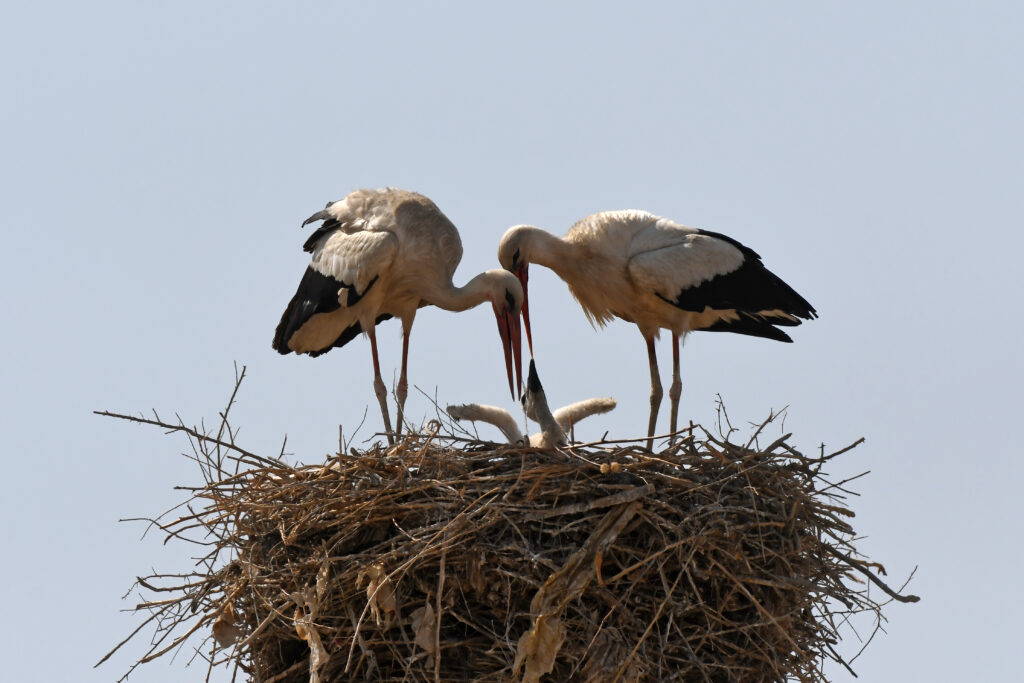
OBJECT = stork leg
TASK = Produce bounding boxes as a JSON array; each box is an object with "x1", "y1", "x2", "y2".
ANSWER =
[
  {"x1": 368, "y1": 327, "x2": 395, "y2": 445},
  {"x1": 395, "y1": 321, "x2": 412, "y2": 441},
  {"x1": 645, "y1": 334, "x2": 663, "y2": 452},
  {"x1": 669, "y1": 333, "x2": 683, "y2": 446}
]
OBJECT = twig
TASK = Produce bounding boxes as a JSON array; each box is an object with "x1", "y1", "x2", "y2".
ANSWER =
[
  {"x1": 826, "y1": 548, "x2": 921, "y2": 603},
  {"x1": 93, "y1": 410, "x2": 279, "y2": 468}
]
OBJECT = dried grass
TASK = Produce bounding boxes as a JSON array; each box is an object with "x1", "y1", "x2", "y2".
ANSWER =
[{"x1": 97, "y1": 368, "x2": 917, "y2": 682}]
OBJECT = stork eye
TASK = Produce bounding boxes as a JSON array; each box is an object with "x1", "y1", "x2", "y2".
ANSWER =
[
  {"x1": 505, "y1": 289, "x2": 516, "y2": 311},
  {"x1": 512, "y1": 248, "x2": 520, "y2": 268}
]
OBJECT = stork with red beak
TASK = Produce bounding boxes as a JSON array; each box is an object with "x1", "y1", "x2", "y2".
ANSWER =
[
  {"x1": 498, "y1": 210, "x2": 816, "y2": 450},
  {"x1": 274, "y1": 188, "x2": 523, "y2": 443}
]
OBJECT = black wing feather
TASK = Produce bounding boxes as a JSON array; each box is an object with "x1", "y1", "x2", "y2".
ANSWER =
[
  {"x1": 647, "y1": 230, "x2": 817, "y2": 342},
  {"x1": 701, "y1": 312, "x2": 794, "y2": 342},
  {"x1": 272, "y1": 267, "x2": 383, "y2": 355},
  {"x1": 302, "y1": 217, "x2": 343, "y2": 253},
  {"x1": 668, "y1": 230, "x2": 817, "y2": 321}
]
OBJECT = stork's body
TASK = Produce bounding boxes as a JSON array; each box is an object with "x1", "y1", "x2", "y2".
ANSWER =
[
  {"x1": 498, "y1": 210, "x2": 816, "y2": 449},
  {"x1": 274, "y1": 188, "x2": 522, "y2": 443}
]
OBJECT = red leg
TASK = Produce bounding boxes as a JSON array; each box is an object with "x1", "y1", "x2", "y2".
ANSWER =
[
  {"x1": 395, "y1": 321, "x2": 412, "y2": 440},
  {"x1": 368, "y1": 327, "x2": 394, "y2": 445},
  {"x1": 645, "y1": 333, "x2": 662, "y2": 451},
  {"x1": 669, "y1": 333, "x2": 683, "y2": 445}
]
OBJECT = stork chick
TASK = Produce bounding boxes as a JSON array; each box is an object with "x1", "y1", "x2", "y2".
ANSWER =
[
  {"x1": 520, "y1": 359, "x2": 565, "y2": 447},
  {"x1": 448, "y1": 360, "x2": 616, "y2": 448}
]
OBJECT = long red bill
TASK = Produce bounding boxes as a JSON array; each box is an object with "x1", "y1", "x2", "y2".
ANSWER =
[
  {"x1": 517, "y1": 265, "x2": 533, "y2": 357},
  {"x1": 509, "y1": 308, "x2": 522, "y2": 398},
  {"x1": 496, "y1": 307, "x2": 523, "y2": 399}
]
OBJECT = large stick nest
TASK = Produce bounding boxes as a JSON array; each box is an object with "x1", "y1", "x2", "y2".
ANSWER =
[{"x1": 98, "y1": 374, "x2": 917, "y2": 682}]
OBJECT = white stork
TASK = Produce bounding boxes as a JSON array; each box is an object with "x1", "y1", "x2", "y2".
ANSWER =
[
  {"x1": 497, "y1": 210, "x2": 816, "y2": 450},
  {"x1": 273, "y1": 188, "x2": 524, "y2": 444},
  {"x1": 447, "y1": 360, "x2": 616, "y2": 448}
]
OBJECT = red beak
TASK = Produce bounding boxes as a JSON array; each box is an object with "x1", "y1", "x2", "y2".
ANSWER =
[
  {"x1": 516, "y1": 265, "x2": 533, "y2": 357},
  {"x1": 496, "y1": 305, "x2": 523, "y2": 399}
]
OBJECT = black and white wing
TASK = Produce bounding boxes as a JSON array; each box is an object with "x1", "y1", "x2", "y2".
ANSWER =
[
  {"x1": 272, "y1": 202, "x2": 398, "y2": 356},
  {"x1": 628, "y1": 220, "x2": 817, "y2": 341},
  {"x1": 298, "y1": 189, "x2": 381, "y2": 252}
]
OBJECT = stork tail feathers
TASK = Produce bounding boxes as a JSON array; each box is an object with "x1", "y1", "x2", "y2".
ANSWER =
[{"x1": 700, "y1": 313, "x2": 796, "y2": 342}]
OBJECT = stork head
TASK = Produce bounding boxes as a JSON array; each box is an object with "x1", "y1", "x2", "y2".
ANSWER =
[
  {"x1": 497, "y1": 225, "x2": 536, "y2": 358},
  {"x1": 486, "y1": 270, "x2": 524, "y2": 400},
  {"x1": 521, "y1": 358, "x2": 545, "y2": 422}
]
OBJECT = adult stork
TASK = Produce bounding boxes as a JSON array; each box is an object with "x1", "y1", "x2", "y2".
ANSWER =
[
  {"x1": 273, "y1": 188, "x2": 523, "y2": 444},
  {"x1": 497, "y1": 210, "x2": 816, "y2": 450}
]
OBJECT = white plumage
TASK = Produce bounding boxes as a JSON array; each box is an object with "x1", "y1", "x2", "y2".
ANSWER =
[
  {"x1": 498, "y1": 210, "x2": 816, "y2": 449},
  {"x1": 448, "y1": 361, "x2": 616, "y2": 448},
  {"x1": 274, "y1": 188, "x2": 524, "y2": 443}
]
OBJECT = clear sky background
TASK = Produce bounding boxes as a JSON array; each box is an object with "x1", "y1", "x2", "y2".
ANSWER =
[{"x1": 2, "y1": 2, "x2": 1021, "y2": 681}]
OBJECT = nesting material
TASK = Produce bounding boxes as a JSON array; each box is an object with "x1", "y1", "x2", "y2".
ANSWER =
[{"x1": 99, "y1": 410, "x2": 917, "y2": 683}]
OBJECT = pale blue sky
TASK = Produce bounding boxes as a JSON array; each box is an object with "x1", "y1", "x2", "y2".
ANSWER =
[{"x1": 3, "y1": 2, "x2": 1021, "y2": 681}]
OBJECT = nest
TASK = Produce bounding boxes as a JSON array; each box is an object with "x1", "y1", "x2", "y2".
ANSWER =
[{"x1": 98, "y1": 374, "x2": 917, "y2": 682}]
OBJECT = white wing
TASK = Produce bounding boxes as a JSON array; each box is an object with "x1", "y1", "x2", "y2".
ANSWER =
[
  {"x1": 446, "y1": 404, "x2": 524, "y2": 444},
  {"x1": 552, "y1": 397, "x2": 617, "y2": 432},
  {"x1": 627, "y1": 219, "x2": 745, "y2": 300},
  {"x1": 310, "y1": 229, "x2": 398, "y2": 297}
]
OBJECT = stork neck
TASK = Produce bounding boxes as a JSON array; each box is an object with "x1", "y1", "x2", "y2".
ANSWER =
[
  {"x1": 533, "y1": 398, "x2": 566, "y2": 446},
  {"x1": 429, "y1": 271, "x2": 499, "y2": 312},
  {"x1": 524, "y1": 227, "x2": 583, "y2": 281}
]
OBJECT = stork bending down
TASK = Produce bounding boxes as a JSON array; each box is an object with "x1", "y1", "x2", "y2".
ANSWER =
[
  {"x1": 274, "y1": 188, "x2": 523, "y2": 444},
  {"x1": 498, "y1": 210, "x2": 816, "y2": 450}
]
